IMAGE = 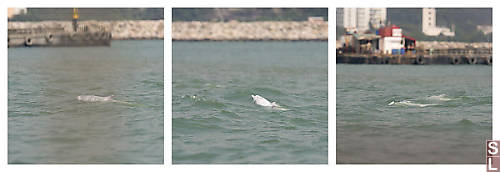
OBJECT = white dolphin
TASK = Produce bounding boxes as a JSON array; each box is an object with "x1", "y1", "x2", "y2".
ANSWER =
[
  {"x1": 77, "y1": 95, "x2": 131, "y2": 104},
  {"x1": 251, "y1": 95, "x2": 287, "y2": 110}
]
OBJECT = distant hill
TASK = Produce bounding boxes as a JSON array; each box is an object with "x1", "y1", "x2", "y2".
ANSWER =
[
  {"x1": 388, "y1": 8, "x2": 491, "y2": 26},
  {"x1": 9, "y1": 8, "x2": 164, "y2": 21},
  {"x1": 172, "y1": 8, "x2": 328, "y2": 21},
  {"x1": 386, "y1": 8, "x2": 491, "y2": 42}
]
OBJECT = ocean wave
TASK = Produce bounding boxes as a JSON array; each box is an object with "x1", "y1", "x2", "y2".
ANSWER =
[
  {"x1": 407, "y1": 118, "x2": 487, "y2": 132},
  {"x1": 173, "y1": 117, "x2": 226, "y2": 131},
  {"x1": 252, "y1": 87, "x2": 286, "y2": 96},
  {"x1": 180, "y1": 94, "x2": 204, "y2": 101},
  {"x1": 259, "y1": 139, "x2": 280, "y2": 144},
  {"x1": 203, "y1": 83, "x2": 225, "y2": 88},
  {"x1": 219, "y1": 110, "x2": 240, "y2": 119},
  {"x1": 427, "y1": 94, "x2": 453, "y2": 101},
  {"x1": 179, "y1": 95, "x2": 227, "y2": 109},
  {"x1": 388, "y1": 100, "x2": 436, "y2": 107},
  {"x1": 388, "y1": 94, "x2": 460, "y2": 107},
  {"x1": 141, "y1": 80, "x2": 164, "y2": 88},
  {"x1": 456, "y1": 118, "x2": 476, "y2": 126}
]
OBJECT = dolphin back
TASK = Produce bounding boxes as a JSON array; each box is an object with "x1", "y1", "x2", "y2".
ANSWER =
[{"x1": 251, "y1": 94, "x2": 288, "y2": 111}]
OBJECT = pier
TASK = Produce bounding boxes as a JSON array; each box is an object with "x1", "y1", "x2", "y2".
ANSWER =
[
  {"x1": 8, "y1": 27, "x2": 111, "y2": 47},
  {"x1": 8, "y1": 8, "x2": 112, "y2": 47},
  {"x1": 337, "y1": 24, "x2": 492, "y2": 65},
  {"x1": 8, "y1": 20, "x2": 164, "y2": 42},
  {"x1": 337, "y1": 48, "x2": 492, "y2": 65}
]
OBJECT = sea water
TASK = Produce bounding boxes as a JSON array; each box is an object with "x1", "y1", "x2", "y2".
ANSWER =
[
  {"x1": 173, "y1": 42, "x2": 328, "y2": 163},
  {"x1": 8, "y1": 40, "x2": 164, "y2": 163},
  {"x1": 337, "y1": 64, "x2": 491, "y2": 163}
]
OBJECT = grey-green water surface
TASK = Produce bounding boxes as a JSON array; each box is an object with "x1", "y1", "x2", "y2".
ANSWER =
[
  {"x1": 8, "y1": 40, "x2": 164, "y2": 164},
  {"x1": 173, "y1": 42, "x2": 328, "y2": 164},
  {"x1": 337, "y1": 64, "x2": 491, "y2": 163}
]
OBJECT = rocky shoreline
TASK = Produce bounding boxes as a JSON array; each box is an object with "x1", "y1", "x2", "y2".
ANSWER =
[
  {"x1": 8, "y1": 20, "x2": 164, "y2": 40},
  {"x1": 9, "y1": 20, "x2": 328, "y2": 41},
  {"x1": 172, "y1": 21, "x2": 328, "y2": 41},
  {"x1": 416, "y1": 41, "x2": 491, "y2": 50}
]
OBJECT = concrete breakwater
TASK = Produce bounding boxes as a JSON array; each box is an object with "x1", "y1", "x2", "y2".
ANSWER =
[
  {"x1": 172, "y1": 21, "x2": 328, "y2": 41},
  {"x1": 8, "y1": 20, "x2": 164, "y2": 40},
  {"x1": 416, "y1": 41, "x2": 491, "y2": 50}
]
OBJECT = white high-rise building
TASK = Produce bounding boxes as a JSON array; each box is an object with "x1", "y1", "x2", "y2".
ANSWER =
[
  {"x1": 356, "y1": 8, "x2": 370, "y2": 32},
  {"x1": 337, "y1": 8, "x2": 387, "y2": 32},
  {"x1": 422, "y1": 8, "x2": 438, "y2": 35},
  {"x1": 370, "y1": 8, "x2": 387, "y2": 29},
  {"x1": 337, "y1": 8, "x2": 357, "y2": 29},
  {"x1": 422, "y1": 8, "x2": 455, "y2": 36}
]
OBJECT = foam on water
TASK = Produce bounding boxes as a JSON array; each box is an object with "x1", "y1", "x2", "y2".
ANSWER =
[
  {"x1": 388, "y1": 94, "x2": 455, "y2": 107},
  {"x1": 427, "y1": 94, "x2": 453, "y2": 101},
  {"x1": 388, "y1": 100, "x2": 436, "y2": 107}
]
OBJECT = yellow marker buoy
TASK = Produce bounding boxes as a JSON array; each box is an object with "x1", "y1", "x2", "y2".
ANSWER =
[
  {"x1": 73, "y1": 8, "x2": 79, "y2": 19},
  {"x1": 72, "y1": 8, "x2": 79, "y2": 31}
]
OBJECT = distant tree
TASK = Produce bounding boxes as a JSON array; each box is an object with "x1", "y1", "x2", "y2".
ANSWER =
[{"x1": 385, "y1": 8, "x2": 492, "y2": 42}]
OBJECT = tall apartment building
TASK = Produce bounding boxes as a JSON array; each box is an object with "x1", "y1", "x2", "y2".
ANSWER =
[
  {"x1": 422, "y1": 8, "x2": 455, "y2": 36},
  {"x1": 355, "y1": 8, "x2": 370, "y2": 32},
  {"x1": 337, "y1": 8, "x2": 357, "y2": 29},
  {"x1": 337, "y1": 8, "x2": 387, "y2": 32},
  {"x1": 370, "y1": 8, "x2": 387, "y2": 29}
]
